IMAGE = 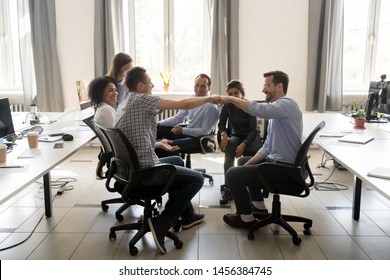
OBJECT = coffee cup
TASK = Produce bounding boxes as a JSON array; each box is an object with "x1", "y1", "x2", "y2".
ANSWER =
[
  {"x1": 0, "y1": 144, "x2": 6, "y2": 164},
  {"x1": 27, "y1": 131, "x2": 39, "y2": 149}
]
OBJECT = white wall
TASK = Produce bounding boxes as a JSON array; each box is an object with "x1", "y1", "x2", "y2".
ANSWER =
[
  {"x1": 239, "y1": 0, "x2": 309, "y2": 110},
  {"x1": 56, "y1": 0, "x2": 95, "y2": 112},
  {"x1": 55, "y1": 0, "x2": 309, "y2": 111}
]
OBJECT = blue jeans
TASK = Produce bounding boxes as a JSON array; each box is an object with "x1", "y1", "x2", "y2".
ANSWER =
[
  {"x1": 159, "y1": 156, "x2": 204, "y2": 225},
  {"x1": 226, "y1": 156, "x2": 264, "y2": 215}
]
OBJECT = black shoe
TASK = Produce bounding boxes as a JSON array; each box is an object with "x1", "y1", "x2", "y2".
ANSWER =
[
  {"x1": 223, "y1": 213, "x2": 255, "y2": 228},
  {"x1": 220, "y1": 188, "x2": 233, "y2": 205},
  {"x1": 181, "y1": 213, "x2": 205, "y2": 229},
  {"x1": 251, "y1": 204, "x2": 268, "y2": 214},
  {"x1": 147, "y1": 216, "x2": 170, "y2": 254}
]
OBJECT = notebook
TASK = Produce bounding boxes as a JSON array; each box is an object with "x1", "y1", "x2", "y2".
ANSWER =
[
  {"x1": 337, "y1": 134, "x2": 374, "y2": 144},
  {"x1": 38, "y1": 135, "x2": 62, "y2": 142},
  {"x1": 367, "y1": 167, "x2": 390, "y2": 180}
]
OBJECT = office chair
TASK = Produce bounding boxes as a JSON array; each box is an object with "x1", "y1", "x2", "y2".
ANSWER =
[
  {"x1": 248, "y1": 120, "x2": 325, "y2": 245},
  {"x1": 97, "y1": 124, "x2": 183, "y2": 256},
  {"x1": 180, "y1": 133, "x2": 217, "y2": 184},
  {"x1": 83, "y1": 116, "x2": 132, "y2": 222}
]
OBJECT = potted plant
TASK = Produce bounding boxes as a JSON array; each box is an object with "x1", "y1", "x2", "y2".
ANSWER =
[
  {"x1": 352, "y1": 100, "x2": 366, "y2": 129},
  {"x1": 159, "y1": 71, "x2": 172, "y2": 92}
]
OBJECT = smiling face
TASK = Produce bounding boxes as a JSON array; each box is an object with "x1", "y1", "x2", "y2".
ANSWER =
[
  {"x1": 194, "y1": 76, "x2": 210, "y2": 97},
  {"x1": 101, "y1": 82, "x2": 118, "y2": 106},
  {"x1": 262, "y1": 75, "x2": 280, "y2": 102}
]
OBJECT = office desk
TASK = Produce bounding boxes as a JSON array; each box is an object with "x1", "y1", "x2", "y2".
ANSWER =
[
  {"x1": 303, "y1": 113, "x2": 390, "y2": 220},
  {"x1": 0, "y1": 119, "x2": 95, "y2": 217}
]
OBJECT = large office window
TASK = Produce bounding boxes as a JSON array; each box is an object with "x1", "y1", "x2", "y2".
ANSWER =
[
  {"x1": 124, "y1": 0, "x2": 210, "y2": 91},
  {"x1": 0, "y1": 0, "x2": 23, "y2": 93},
  {"x1": 344, "y1": 0, "x2": 390, "y2": 92}
]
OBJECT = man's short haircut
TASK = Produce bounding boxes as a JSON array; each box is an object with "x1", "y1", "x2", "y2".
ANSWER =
[
  {"x1": 264, "y1": 71, "x2": 289, "y2": 94},
  {"x1": 194, "y1": 73, "x2": 212, "y2": 87},
  {"x1": 125, "y1": 66, "x2": 147, "y2": 91}
]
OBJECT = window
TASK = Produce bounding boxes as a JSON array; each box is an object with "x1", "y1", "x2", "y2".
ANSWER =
[
  {"x1": 0, "y1": 0, "x2": 23, "y2": 93},
  {"x1": 124, "y1": 0, "x2": 210, "y2": 91},
  {"x1": 344, "y1": 0, "x2": 390, "y2": 93}
]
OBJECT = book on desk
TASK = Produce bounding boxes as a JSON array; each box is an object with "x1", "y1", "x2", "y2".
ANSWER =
[{"x1": 337, "y1": 134, "x2": 374, "y2": 144}]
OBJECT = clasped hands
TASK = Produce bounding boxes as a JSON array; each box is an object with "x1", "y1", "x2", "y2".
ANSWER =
[{"x1": 209, "y1": 95, "x2": 231, "y2": 106}]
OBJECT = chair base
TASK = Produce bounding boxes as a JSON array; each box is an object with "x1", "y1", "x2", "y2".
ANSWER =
[
  {"x1": 108, "y1": 198, "x2": 182, "y2": 256},
  {"x1": 101, "y1": 198, "x2": 145, "y2": 222},
  {"x1": 249, "y1": 194, "x2": 312, "y2": 245}
]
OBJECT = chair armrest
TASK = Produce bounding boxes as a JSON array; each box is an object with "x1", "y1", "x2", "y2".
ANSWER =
[{"x1": 198, "y1": 134, "x2": 217, "y2": 153}]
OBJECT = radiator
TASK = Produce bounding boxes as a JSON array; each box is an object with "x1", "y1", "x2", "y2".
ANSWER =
[
  {"x1": 10, "y1": 103, "x2": 25, "y2": 112},
  {"x1": 156, "y1": 109, "x2": 179, "y2": 121}
]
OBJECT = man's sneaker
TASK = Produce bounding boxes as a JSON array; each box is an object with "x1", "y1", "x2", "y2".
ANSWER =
[
  {"x1": 220, "y1": 188, "x2": 233, "y2": 205},
  {"x1": 147, "y1": 216, "x2": 170, "y2": 254},
  {"x1": 181, "y1": 213, "x2": 205, "y2": 229},
  {"x1": 223, "y1": 213, "x2": 255, "y2": 228}
]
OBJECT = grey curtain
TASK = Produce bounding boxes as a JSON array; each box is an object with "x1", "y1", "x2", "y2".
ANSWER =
[
  {"x1": 28, "y1": 0, "x2": 64, "y2": 112},
  {"x1": 94, "y1": 0, "x2": 125, "y2": 76},
  {"x1": 208, "y1": 0, "x2": 239, "y2": 95},
  {"x1": 17, "y1": 0, "x2": 36, "y2": 111},
  {"x1": 306, "y1": 0, "x2": 343, "y2": 112}
]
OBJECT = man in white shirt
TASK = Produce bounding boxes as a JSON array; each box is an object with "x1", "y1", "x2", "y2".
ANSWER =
[{"x1": 156, "y1": 74, "x2": 220, "y2": 156}]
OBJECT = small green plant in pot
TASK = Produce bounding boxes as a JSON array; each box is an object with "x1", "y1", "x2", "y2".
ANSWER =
[
  {"x1": 352, "y1": 100, "x2": 366, "y2": 129},
  {"x1": 159, "y1": 71, "x2": 173, "y2": 92}
]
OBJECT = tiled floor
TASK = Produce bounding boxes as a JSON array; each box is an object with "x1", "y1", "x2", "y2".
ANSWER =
[{"x1": 1, "y1": 145, "x2": 390, "y2": 260}]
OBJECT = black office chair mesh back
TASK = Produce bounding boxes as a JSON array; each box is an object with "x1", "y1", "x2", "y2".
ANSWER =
[
  {"x1": 257, "y1": 121, "x2": 325, "y2": 197},
  {"x1": 249, "y1": 120, "x2": 326, "y2": 245},
  {"x1": 97, "y1": 125, "x2": 183, "y2": 256},
  {"x1": 100, "y1": 126, "x2": 176, "y2": 200}
]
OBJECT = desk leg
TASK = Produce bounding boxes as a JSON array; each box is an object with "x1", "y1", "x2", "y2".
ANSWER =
[
  {"x1": 352, "y1": 176, "x2": 362, "y2": 220},
  {"x1": 43, "y1": 172, "x2": 53, "y2": 217}
]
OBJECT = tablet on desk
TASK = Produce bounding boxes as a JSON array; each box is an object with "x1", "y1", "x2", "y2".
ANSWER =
[
  {"x1": 368, "y1": 167, "x2": 390, "y2": 180},
  {"x1": 337, "y1": 134, "x2": 374, "y2": 144}
]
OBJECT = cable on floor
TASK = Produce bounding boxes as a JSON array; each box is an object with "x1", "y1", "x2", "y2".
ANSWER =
[
  {"x1": 313, "y1": 152, "x2": 349, "y2": 191},
  {"x1": 0, "y1": 179, "x2": 76, "y2": 251}
]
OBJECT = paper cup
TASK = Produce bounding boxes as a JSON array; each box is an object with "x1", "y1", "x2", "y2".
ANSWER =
[
  {"x1": 27, "y1": 131, "x2": 39, "y2": 149},
  {"x1": 0, "y1": 144, "x2": 6, "y2": 164}
]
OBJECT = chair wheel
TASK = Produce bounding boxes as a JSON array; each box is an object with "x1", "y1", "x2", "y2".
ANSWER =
[
  {"x1": 209, "y1": 178, "x2": 214, "y2": 184},
  {"x1": 116, "y1": 213, "x2": 124, "y2": 221},
  {"x1": 130, "y1": 246, "x2": 138, "y2": 256},
  {"x1": 172, "y1": 220, "x2": 182, "y2": 232},
  {"x1": 174, "y1": 239, "x2": 183, "y2": 249},
  {"x1": 303, "y1": 222, "x2": 312, "y2": 230},
  {"x1": 293, "y1": 237, "x2": 302, "y2": 245},
  {"x1": 101, "y1": 203, "x2": 109, "y2": 212},
  {"x1": 248, "y1": 232, "x2": 254, "y2": 240},
  {"x1": 109, "y1": 232, "x2": 116, "y2": 240}
]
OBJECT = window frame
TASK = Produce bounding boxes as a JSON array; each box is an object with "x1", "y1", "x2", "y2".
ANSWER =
[{"x1": 343, "y1": 0, "x2": 388, "y2": 94}]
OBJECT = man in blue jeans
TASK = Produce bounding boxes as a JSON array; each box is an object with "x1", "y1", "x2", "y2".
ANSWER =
[
  {"x1": 219, "y1": 71, "x2": 303, "y2": 228},
  {"x1": 114, "y1": 66, "x2": 220, "y2": 253}
]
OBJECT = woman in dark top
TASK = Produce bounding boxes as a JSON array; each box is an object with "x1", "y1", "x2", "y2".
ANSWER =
[{"x1": 218, "y1": 80, "x2": 263, "y2": 205}]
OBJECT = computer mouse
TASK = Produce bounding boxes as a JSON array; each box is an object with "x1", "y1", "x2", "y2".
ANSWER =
[{"x1": 62, "y1": 134, "x2": 74, "y2": 141}]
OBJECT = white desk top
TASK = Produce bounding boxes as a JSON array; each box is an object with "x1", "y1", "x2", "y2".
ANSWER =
[
  {"x1": 303, "y1": 112, "x2": 390, "y2": 200},
  {"x1": 0, "y1": 119, "x2": 95, "y2": 204}
]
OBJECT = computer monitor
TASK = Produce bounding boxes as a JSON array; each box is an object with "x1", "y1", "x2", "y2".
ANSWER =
[
  {"x1": 75, "y1": 80, "x2": 95, "y2": 121},
  {"x1": 368, "y1": 76, "x2": 390, "y2": 115},
  {"x1": 0, "y1": 98, "x2": 16, "y2": 139}
]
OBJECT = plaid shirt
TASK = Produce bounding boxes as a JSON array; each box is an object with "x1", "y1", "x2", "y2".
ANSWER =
[{"x1": 114, "y1": 92, "x2": 162, "y2": 168}]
